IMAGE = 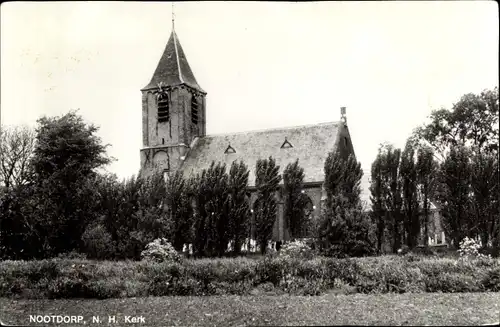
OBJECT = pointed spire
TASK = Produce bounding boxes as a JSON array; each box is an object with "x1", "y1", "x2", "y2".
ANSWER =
[{"x1": 142, "y1": 7, "x2": 205, "y2": 93}]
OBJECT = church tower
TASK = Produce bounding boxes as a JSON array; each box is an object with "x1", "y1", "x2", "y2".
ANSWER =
[{"x1": 140, "y1": 22, "x2": 206, "y2": 177}]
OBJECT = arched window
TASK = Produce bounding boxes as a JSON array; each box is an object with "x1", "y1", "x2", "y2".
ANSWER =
[
  {"x1": 157, "y1": 93, "x2": 169, "y2": 123},
  {"x1": 191, "y1": 95, "x2": 199, "y2": 125}
]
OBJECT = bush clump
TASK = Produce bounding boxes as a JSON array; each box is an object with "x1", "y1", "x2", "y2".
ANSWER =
[
  {"x1": 279, "y1": 240, "x2": 314, "y2": 260},
  {"x1": 425, "y1": 272, "x2": 482, "y2": 293},
  {"x1": 1, "y1": 255, "x2": 498, "y2": 299},
  {"x1": 140, "y1": 238, "x2": 181, "y2": 263},
  {"x1": 81, "y1": 223, "x2": 114, "y2": 260},
  {"x1": 481, "y1": 267, "x2": 500, "y2": 292},
  {"x1": 458, "y1": 237, "x2": 491, "y2": 259}
]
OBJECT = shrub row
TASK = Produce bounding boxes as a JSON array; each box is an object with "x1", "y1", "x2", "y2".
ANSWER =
[{"x1": 0, "y1": 255, "x2": 499, "y2": 299}]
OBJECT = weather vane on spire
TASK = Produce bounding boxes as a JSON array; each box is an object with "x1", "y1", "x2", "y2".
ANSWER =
[{"x1": 172, "y1": 2, "x2": 175, "y2": 30}]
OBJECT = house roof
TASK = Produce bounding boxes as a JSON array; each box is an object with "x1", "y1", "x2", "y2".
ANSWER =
[
  {"x1": 142, "y1": 30, "x2": 204, "y2": 92},
  {"x1": 180, "y1": 122, "x2": 342, "y2": 187}
]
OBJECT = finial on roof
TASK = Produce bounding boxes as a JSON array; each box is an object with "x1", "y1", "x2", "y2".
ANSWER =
[
  {"x1": 172, "y1": 2, "x2": 175, "y2": 30},
  {"x1": 340, "y1": 107, "x2": 347, "y2": 125}
]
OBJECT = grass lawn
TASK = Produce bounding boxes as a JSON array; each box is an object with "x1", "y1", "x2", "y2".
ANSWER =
[{"x1": 0, "y1": 293, "x2": 499, "y2": 326}]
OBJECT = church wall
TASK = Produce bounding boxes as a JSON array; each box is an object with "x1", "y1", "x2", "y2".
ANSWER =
[
  {"x1": 183, "y1": 87, "x2": 205, "y2": 146},
  {"x1": 181, "y1": 90, "x2": 206, "y2": 144},
  {"x1": 142, "y1": 92, "x2": 149, "y2": 147},
  {"x1": 201, "y1": 95, "x2": 207, "y2": 136},
  {"x1": 247, "y1": 185, "x2": 323, "y2": 242},
  {"x1": 140, "y1": 86, "x2": 205, "y2": 175},
  {"x1": 146, "y1": 91, "x2": 158, "y2": 145},
  {"x1": 248, "y1": 189, "x2": 286, "y2": 242},
  {"x1": 140, "y1": 145, "x2": 188, "y2": 177},
  {"x1": 146, "y1": 89, "x2": 185, "y2": 147},
  {"x1": 337, "y1": 125, "x2": 356, "y2": 160},
  {"x1": 161, "y1": 90, "x2": 180, "y2": 145}
]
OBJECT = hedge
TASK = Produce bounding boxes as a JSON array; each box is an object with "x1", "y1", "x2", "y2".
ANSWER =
[{"x1": 0, "y1": 255, "x2": 498, "y2": 299}]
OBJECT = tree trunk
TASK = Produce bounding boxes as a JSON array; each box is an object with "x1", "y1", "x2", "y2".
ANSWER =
[
  {"x1": 260, "y1": 239, "x2": 267, "y2": 255},
  {"x1": 377, "y1": 210, "x2": 385, "y2": 253},
  {"x1": 489, "y1": 215, "x2": 498, "y2": 248},
  {"x1": 403, "y1": 215, "x2": 407, "y2": 246},
  {"x1": 424, "y1": 203, "x2": 429, "y2": 247},
  {"x1": 480, "y1": 231, "x2": 489, "y2": 249},
  {"x1": 392, "y1": 212, "x2": 401, "y2": 253},
  {"x1": 233, "y1": 238, "x2": 242, "y2": 256}
]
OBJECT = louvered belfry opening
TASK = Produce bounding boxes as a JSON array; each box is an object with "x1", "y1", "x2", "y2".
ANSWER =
[
  {"x1": 158, "y1": 93, "x2": 170, "y2": 123},
  {"x1": 191, "y1": 95, "x2": 199, "y2": 125}
]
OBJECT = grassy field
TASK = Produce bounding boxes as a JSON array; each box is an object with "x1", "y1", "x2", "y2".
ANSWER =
[{"x1": 1, "y1": 293, "x2": 499, "y2": 326}]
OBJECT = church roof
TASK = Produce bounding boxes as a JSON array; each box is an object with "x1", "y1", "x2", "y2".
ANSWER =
[
  {"x1": 142, "y1": 30, "x2": 204, "y2": 92},
  {"x1": 180, "y1": 122, "x2": 342, "y2": 187}
]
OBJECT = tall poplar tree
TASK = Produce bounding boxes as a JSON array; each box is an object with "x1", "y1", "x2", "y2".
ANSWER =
[
  {"x1": 283, "y1": 159, "x2": 307, "y2": 240},
  {"x1": 416, "y1": 146, "x2": 438, "y2": 246},
  {"x1": 400, "y1": 141, "x2": 420, "y2": 249},
  {"x1": 370, "y1": 148, "x2": 385, "y2": 253},
  {"x1": 254, "y1": 157, "x2": 281, "y2": 254},
  {"x1": 227, "y1": 160, "x2": 251, "y2": 255}
]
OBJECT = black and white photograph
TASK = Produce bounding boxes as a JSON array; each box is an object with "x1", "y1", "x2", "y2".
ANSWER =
[{"x1": 0, "y1": 1, "x2": 499, "y2": 326}]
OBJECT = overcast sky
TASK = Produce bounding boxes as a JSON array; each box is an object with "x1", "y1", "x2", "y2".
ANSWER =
[{"x1": 1, "y1": 1, "x2": 498, "y2": 181}]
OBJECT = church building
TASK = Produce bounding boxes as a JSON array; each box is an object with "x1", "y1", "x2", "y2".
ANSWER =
[{"x1": 139, "y1": 25, "x2": 357, "y2": 242}]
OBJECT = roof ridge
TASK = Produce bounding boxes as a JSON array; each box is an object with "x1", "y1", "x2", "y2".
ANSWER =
[
  {"x1": 172, "y1": 30, "x2": 184, "y2": 84},
  {"x1": 205, "y1": 121, "x2": 341, "y2": 137}
]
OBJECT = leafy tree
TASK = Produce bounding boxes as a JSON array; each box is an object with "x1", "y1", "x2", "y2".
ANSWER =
[
  {"x1": 125, "y1": 171, "x2": 171, "y2": 259},
  {"x1": 135, "y1": 170, "x2": 170, "y2": 237},
  {"x1": 412, "y1": 88, "x2": 498, "y2": 251},
  {"x1": 110, "y1": 175, "x2": 147, "y2": 259},
  {"x1": 416, "y1": 145, "x2": 438, "y2": 246},
  {"x1": 0, "y1": 125, "x2": 36, "y2": 190},
  {"x1": 95, "y1": 173, "x2": 125, "y2": 244},
  {"x1": 322, "y1": 151, "x2": 362, "y2": 211},
  {"x1": 227, "y1": 160, "x2": 250, "y2": 255},
  {"x1": 320, "y1": 151, "x2": 375, "y2": 257},
  {"x1": 437, "y1": 145, "x2": 473, "y2": 247},
  {"x1": 0, "y1": 125, "x2": 39, "y2": 259},
  {"x1": 381, "y1": 145, "x2": 403, "y2": 253},
  {"x1": 400, "y1": 140, "x2": 420, "y2": 249},
  {"x1": 254, "y1": 156, "x2": 281, "y2": 255},
  {"x1": 283, "y1": 159, "x2": 308, "y2": 240},
  {"x1": 370, "y1": 148, "x2": 386, "y2": 253},
  {"x1": 0, "y1": 183, "x2": 41, "y2": 259},
  {"x1": 81, "y1": 222, "x2": 114, "y2": 260},
  {"x1": 414, "y1": 87, "x2": 499, "y2": 157},
  {"x1": 87, "y1": 171, "x2": 161, "y2": 260},
  {"x1": 19, "y1": 111, "x2": 112, "y2": 257},
  {"x1": 165, "y1": 171, "x2": 194, "y2": 252},
  {"x1": 192, "y1": 161, "x2": 229, "y2": 257},
  {"x1": 470, "y1": 150, "x2": 499, "y2": 248},
  {"x1": 31, "y1": 111, "x2": 110, "y2": 181}
]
